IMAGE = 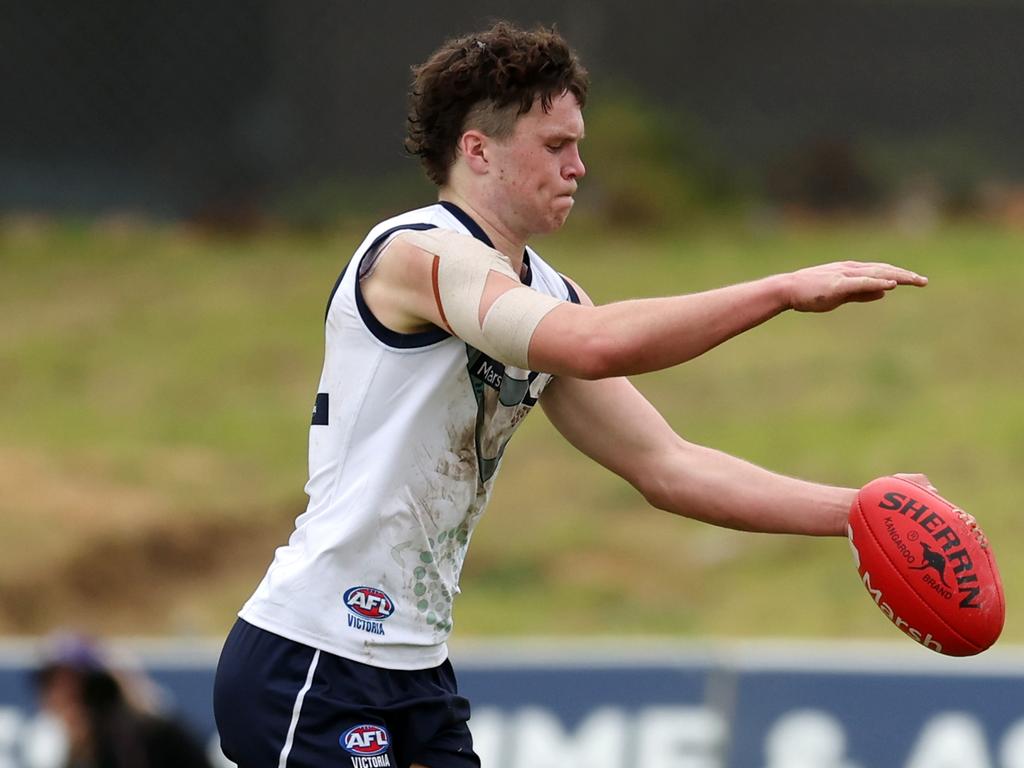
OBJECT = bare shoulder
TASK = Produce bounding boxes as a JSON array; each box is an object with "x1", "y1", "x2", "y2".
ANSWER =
[
  {"x1": 396, "y1": 228, "x2": 505, "y2": 262},
  {"x1": 373, "y1": 228, "x2": 513, "y2": 289},
  {"x1": 358, "y1": 232, "x2": 440, "y2": 332},
  {"x1": 373, "y1": 230, "x2": 434, "y2": 278}
]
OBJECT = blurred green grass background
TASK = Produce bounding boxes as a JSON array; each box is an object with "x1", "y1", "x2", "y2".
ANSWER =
[{"x1": 1, "y1": 217, "x2": 1020, "y2": 642}]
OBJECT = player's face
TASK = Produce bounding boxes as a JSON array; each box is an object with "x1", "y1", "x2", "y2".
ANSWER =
[{"x1": 486, "y1": 91, "x2": 586, "y2": 237}]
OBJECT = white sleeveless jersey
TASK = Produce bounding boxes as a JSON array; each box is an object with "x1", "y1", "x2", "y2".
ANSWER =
[{"x1": 239, "y1": 202, "x2": 579, "y2": 669}]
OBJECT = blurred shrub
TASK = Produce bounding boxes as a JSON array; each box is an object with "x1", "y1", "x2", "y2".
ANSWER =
[
  {"x1": 766, "y1": 139, "x2": 879, "y2": 214},
  {"x1": 270, "y1": 170, "x2": 436, "y2": 231},
  {"x1": 566, "y1": 87, "x2": 742, "y2": 229},
  {"x1": 763, "y1": 131, "x2": 1007, "y2": 219},
  {"x1": 266, "y1": 89, "x2": 742, "y2": 232},
  {"x1": 264, "y1": 92, "x2": 1010, "y2": 232},
  {"x1": 863, "y1": 132, "x2": 1004, "y2": 214}
]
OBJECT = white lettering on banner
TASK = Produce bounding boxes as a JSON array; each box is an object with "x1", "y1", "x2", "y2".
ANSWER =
[
  {"x1": 905, "y1": 712, "x2": 994, "y2": 768},
  {"x1": 469, "y1": 706, "x2": 723, "y2": 768},
  {"x1": 634, "y1": 706, "x2": 725, "y2": 768},
  {"x1": 467, "y1": 708, "x2": 504, "y2": 767},
  {"x1": 763, "y1": 709, "x2": 860, "y2": 768},
  {"x1": 510, "y1": 706, "x2": 626, "y2": 768},
  {"x1": 206, "y1": 733, "x2": 236, "y2": 768},
  {"x1": 1000, "y1": 719, "x2": 1024, "y2": 768},
  {"x1": 20, "y1": 713, "x2": 68, "y2": 768},
  {"x1": 4, "y1": 702, "x2": 1024, "y2": 768},
  {"x1": 0, "y1": 708, "x2": 22, "y2": 768},
  {"x1": 472, "y1": 706, "x2": 1024, "y2": 768}
]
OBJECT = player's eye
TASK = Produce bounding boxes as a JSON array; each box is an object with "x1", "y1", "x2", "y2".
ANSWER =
[{"x1": 546, "y1": 142, "x2": 564, "y2": 153}]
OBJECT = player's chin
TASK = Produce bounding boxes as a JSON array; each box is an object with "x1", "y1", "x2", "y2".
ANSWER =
[
  {"x1": 547, "y1": 197, "x2": 575, "y2": 229},
  {"x1": 555, "y1": 194, "x2": 575, "y2": 211}
]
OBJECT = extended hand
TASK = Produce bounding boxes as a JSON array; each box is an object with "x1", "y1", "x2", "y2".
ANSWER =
[
  {"x1": 892, "y1": 471, "x2": 938, "y2": 493},
  {"x1": 786, "y1": 261, "x2": 928, "y2": 313}
]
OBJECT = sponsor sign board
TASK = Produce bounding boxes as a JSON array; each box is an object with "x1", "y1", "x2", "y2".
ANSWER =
[{"x1": 0, "y1": 641, "x2": 1021, "y2": 768}]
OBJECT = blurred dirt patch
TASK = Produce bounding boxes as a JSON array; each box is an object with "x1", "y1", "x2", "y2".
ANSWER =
[
  {"x1": 0, "y1": 446, "x2": 296, "y2": 635},
  {"x1": 0, "y1": 507, "x2": 295, "y2": 635},
  {"x1": 0, "y1": 449, "x2": 172, "y2": 580}
]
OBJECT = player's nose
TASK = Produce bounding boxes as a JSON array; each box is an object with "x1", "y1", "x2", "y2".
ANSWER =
[{"x1": 564, "y1": 146, "x2": 585, "y2": 180}]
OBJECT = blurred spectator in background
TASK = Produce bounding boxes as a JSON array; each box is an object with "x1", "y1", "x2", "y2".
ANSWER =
[{"x1": 31, "y1": 634, "x2": 212, "y2": 768}]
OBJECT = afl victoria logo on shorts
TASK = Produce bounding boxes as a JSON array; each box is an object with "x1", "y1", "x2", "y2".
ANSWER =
[
  {"x1": 343, "y1": 586, "x2": 394, "y2": 636},
  {"x1": 340, "y1": 724, "x2": 391, "y2": 766}
]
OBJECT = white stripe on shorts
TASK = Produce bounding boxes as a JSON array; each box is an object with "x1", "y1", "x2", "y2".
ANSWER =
[{"x1": 278, "y1": 648, "x2": 321, "y2": 768}]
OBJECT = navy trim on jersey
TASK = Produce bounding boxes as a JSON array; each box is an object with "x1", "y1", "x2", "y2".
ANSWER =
[
  {"x1": 522, "y1": 369, "x2": 543, "y2": 407},
  {"x1": 347, "y1": 223, "x2": 452, "y2": 349},
  {"x1": 324, "y1": 265, "x2": 349, "y2": 322},
  {"x1": 439, "y1": 201, "x2": 492, "y2": 246},
  {"x1": 324, "y1": 222, "x2": 436, "y2": 323},
  {"x1": 521, "y1": 250, "x2": 533, "y2": 286},
  {"x1": 440, "y1": 200, "x2": 533, "y2": 286},
  {"x1": 311, "y1": 392, "x2": 329, "y2": 426},
  {"x1": 561, "y1": 275, "x2": 580, "y2": 304}
]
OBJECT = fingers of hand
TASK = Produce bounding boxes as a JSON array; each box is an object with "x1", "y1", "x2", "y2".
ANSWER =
[
  {"x1": 893, "y1": 472, "x2": 938, "y2": 493},
  {"x1": 843, "y1": 275, "x2": 898, "y2": 296},
  {"x1": 840, "y1": 262, "x2": 928, "y2": 286},
  {"x1": 790, "y1": 262, "x2": 924, "y2": 311}
]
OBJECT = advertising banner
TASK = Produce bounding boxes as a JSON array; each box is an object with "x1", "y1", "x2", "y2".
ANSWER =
[{"x1": 0, "y1": 640, "x2": 1021, "y2": 768}]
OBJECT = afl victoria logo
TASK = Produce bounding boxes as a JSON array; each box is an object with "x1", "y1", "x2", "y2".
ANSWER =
[
  {"x1": 343, "y1": 586, "x2": 395, "y2": 620},
  {"x1": 340, "y1": 724, "x2": 390, "y2": 756}
]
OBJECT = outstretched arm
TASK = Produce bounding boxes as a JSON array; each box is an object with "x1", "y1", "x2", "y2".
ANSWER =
[
  {"x1": 529, "y1": 261, "x2": 927, "y2": 379},
  {"x1": 541, "y1": 371, "x2": 854, "y2": 536},
  {"x1": 538, "y1": 278, "x2": 933, "y2": 536},
  {"x1": 362, "y1": 231, "x2": 926, "y2": 380}
]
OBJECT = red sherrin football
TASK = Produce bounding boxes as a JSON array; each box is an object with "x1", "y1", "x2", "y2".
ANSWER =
[{"x1": 848, "y1": 476, "x2": 1004, "y2": 656}]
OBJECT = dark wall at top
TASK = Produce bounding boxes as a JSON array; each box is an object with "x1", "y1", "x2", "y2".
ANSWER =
[{"x1": 4, "y1": 0, "x2": 1022, "y2": 216}]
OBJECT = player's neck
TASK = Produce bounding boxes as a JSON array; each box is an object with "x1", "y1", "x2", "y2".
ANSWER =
[{"x1": 437, "y1": 191, "x2": 527, "y2": 275}]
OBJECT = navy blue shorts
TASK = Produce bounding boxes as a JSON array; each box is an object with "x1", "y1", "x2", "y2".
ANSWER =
[{"x1": 213, "y1": 619, "x2": 479, "y2": 768}]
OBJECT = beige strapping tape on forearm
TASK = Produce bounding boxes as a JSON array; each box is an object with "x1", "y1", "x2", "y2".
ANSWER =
[{"x1": 397, "y1": 229, "x2": 562, "y2": 368}]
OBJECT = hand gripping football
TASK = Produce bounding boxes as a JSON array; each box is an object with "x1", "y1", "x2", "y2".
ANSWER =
[{"x1": 848, "y1": 476, "x2": 1005, "y2": 656}]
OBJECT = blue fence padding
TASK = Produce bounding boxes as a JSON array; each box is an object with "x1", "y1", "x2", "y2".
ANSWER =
[{"x1": 1, "y1": 640, "x2": 1022, "y2": 768}]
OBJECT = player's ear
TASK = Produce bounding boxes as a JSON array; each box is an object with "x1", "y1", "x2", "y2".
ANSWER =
[{"x1": 457, "y1": 130, "x2": 490, "y2": 175}]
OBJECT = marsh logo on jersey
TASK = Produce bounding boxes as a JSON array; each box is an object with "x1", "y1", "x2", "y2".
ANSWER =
[
  {"x1": 343, "y1": 586, "x2": 393, "y2": 636},
  {"x1": 340, "y1": 724, "x2": 391, "y2": 767},
  {"x1": 465, "y1": 347, "x2": 550, "y2": 483}
]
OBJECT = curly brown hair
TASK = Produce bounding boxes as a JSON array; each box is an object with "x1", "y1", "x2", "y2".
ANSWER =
[{"x1": 405, "y1": 22, "x2": 589, "y2": 186}]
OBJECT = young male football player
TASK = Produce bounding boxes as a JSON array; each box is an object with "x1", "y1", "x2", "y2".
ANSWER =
[{"x1": 214, "y1": 21, "x2": 929, "y2": 768}]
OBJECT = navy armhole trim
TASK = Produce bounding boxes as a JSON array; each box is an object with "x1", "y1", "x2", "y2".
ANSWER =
[
  {"x1": 439, "y1": 201, "x2": 493, "y2": 246},
  {"x1": 561, "y1": 275, "x2": 581, "y2": 304},
  {"x1": 326, "y1": 223, "x2": 438, "y2": 321},
  {"x1": 327, "y1": 222, "x2": 451, "y2": 349}
]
